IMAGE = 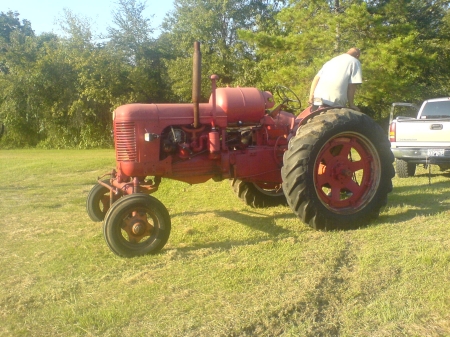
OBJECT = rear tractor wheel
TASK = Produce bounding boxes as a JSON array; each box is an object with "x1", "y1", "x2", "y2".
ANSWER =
[
  {"x1": 231, "y1": 179, "x2": 287, "y2": 208},
  {"x1": 282, "y1": 109, "x2": 395, "y2": 230}
]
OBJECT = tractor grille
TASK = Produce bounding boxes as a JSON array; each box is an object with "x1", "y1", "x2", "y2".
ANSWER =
[{"x1": 115, "y1": 122, "x2": 137, "y2": 161}]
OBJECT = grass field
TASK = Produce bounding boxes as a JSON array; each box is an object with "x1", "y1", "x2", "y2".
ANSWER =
[{"x1": 1, "y1": 149, "x2": 449, "y2": 336}]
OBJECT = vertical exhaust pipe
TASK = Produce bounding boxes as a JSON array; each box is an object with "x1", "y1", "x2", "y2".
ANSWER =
[{"x1": 192, "y1": 41, "x2": 201, "y2": 128}]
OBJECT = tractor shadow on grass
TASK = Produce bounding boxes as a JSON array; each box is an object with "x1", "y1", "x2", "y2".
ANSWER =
[
  {"x1": 377, "y1": 176, "x2": 450, "y2": 224},
  {"x1": 168, "y1": 209, "x2": 299, "y2": 254},
  {"x1": 171, "y1": 209, "x2": 295, "y2": 236}
]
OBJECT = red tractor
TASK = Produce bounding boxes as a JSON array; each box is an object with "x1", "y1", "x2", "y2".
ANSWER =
[{"x1": 87, "y1": 43, "x2": 394, "y2": 257}]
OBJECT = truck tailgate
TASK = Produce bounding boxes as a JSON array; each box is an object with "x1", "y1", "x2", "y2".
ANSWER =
[{"x1": 395, "y1": 119, "x2": 450, "y2": 143}]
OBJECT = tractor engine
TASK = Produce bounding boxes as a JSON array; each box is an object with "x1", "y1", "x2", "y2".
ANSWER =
[
  {"x1": 108, "y1": 41, "x2": 297, "y2": 195},
  {"x1": 111, "y1": 83, "x2": 296, "y2": 191}
]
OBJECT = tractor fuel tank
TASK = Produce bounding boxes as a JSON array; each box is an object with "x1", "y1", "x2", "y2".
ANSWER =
[
  {"x1": 113, "y1": 103, "x2": 226, "y2": 128},
  {"x1": 212, "y1": 87, "x2": 275, "y2": 124}
]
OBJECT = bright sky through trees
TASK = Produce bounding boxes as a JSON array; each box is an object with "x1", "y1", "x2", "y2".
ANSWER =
[{"x1": 3, "y1": 0, "x2": 173, "y2": 36}]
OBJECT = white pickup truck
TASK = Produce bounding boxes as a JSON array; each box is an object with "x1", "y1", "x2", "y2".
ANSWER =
[{"x1": 389, "y1": 97, "x2": 450, "y2": 177}]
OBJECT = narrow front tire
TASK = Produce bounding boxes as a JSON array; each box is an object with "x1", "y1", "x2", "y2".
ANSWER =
[
  {"x1": 103, "y1": 194, "x2": 171, "y2": 257},
  {"x1": 86, "y1": 180, "x2": 111, "y2": 222}
]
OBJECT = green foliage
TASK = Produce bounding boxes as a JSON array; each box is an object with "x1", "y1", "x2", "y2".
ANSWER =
[
  {"x1": 0, "y1": 3, "x2": 171, "y2": 149},
  {"x1": 108, "y1": 0, "x2": 154, "y2": 60},
  {"x1": 161, "y1": 0, "x2": 285, "y2": 101},
  {"x1": 1, "y1": 1, "x2": 450, "y2": 147},
  {"x1": 107, "y1": 0, "x2": 171, "y2": 103},
  {"x1": 0, "y1": 10, "x2": 33, "y2": 44},
  {"x1": 240, "y1": 0, "x2": 450, "y2": 119}
]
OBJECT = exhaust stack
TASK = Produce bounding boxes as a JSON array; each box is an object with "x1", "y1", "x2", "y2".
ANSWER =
[{"x1": 192, "y1": 41, "x2": 202, "y2": 128}]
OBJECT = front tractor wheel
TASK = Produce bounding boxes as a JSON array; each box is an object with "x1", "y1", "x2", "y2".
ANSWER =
[
  {"x1": 231, "y1": 179, "x2": 287, "y2": 207},
  {"x1": 103, "y1": 194, "x2": 171, "y2": 257},
  {"x1": 282, "y1": 109, "x2": 394, "y2": 230},
  {"x1": 86, "y1": 180, "x2": 112, "y2": 222}
]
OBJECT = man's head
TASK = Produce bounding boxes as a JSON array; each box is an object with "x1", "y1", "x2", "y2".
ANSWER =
[{"x1": 346, "y1": 48, "x2": 361, "y2": 59}]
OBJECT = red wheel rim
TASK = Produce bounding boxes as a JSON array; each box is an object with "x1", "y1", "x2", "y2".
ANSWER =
[{"x1": 314, "y1": 133, "x2": 381, "y2": 214}]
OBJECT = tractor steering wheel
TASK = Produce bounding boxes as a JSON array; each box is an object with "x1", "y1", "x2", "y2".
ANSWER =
[{"x1": 274, "y1": 85, "x2": 302, "y2": 112}]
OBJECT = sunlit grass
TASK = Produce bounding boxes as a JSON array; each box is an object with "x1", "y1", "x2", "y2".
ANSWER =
[{"x1": 0, "y1": 150, "x2": 449, "y2": 336}]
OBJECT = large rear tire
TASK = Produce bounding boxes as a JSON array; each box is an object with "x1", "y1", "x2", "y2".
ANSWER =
[
  {"x1": 282, "y1": 109, "x2": 394, "y2": 230},
  {"x1": 103, "y1": 194, "x2": 171, "y2": 257},
  {"x1": 396, "y1": 159, "x2": 416, "y2": 178},
  {"x1": 231, "y1": 179, "x2": 287, "y2": 208}
]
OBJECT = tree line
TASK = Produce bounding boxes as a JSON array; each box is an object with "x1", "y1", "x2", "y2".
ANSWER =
[{"x1": 1, "y1": 0, "x2": 449, "y2": 148}]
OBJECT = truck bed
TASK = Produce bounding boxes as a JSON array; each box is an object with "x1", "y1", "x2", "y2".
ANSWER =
[{"x1": 393, "y1": 118, "x2": 450, "y2": 143}]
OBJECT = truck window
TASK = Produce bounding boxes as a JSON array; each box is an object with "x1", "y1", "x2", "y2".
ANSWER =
[
  {"x1": 393, "y1": 106, "x2": 417, "y2": 119},
  {"x1": 421, "y1": 101, "x2": 450, "y2": 118}
]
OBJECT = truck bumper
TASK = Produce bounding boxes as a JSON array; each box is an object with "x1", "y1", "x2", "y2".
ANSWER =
[{"x1": 391, "y1": 147, "x2": 450, "y2": 164}]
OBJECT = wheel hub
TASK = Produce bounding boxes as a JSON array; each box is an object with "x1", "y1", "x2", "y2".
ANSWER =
[
  {"x1": 132, "y1": 221, "x2": 146, "y2": 236},
  {"x1": 122, "y1": 211, "x2": 154, "y2": 243},
  {"x1": 331, "y1": 161, "x2": 353, "y2": 183},
  {"x1": 341, "y1": 168, "x2": 353, "y2": 177}
]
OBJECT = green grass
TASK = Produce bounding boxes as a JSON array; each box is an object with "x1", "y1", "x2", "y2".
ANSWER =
[{"x1": 1, "y1": 149, "x2": 449, "y2": 336}]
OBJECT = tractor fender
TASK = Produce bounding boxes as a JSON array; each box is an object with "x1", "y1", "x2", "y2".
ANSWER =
[{"x1": 289, "y1": 105, "x2": 344, "y2": 141}]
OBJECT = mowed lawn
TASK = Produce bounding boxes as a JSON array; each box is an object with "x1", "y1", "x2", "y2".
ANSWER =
[{"x1": 0, "y1": 149, "x2": 449, "y2": 336}]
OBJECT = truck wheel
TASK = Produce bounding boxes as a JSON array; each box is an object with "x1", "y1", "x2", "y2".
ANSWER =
[
  {"x1": 396, "y1": 159, "x2": 416, "y2": 178},
  {"x1": 282, "y1": 109, "x2": 394, "y2": 230},
  {"x1": 231, "y1": 179, "x2": 287, "y2": 207},
  {"x1": 103, "y1": 194, "x2": 171, "y2": 257},
  {"x1": 86, "y1": 180, "x2": 111, "y2": 222}
]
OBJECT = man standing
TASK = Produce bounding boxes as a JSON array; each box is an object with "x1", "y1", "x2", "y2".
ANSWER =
[{"x1": 308, "y1": 48, "x2": 362, "y2": 111}]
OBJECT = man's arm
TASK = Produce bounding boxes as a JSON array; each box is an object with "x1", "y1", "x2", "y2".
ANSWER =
[
  {"x1": 347, "y1": 83, "x2": 360, "y2": 111},
  {"x1": 308, "y1": 75, "x2": 320, "y2": 105}
]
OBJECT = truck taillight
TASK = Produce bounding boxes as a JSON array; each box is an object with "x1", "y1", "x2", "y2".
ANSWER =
[{"x1": 389, "y1": 122, "x2": 396, "y2": 142}]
